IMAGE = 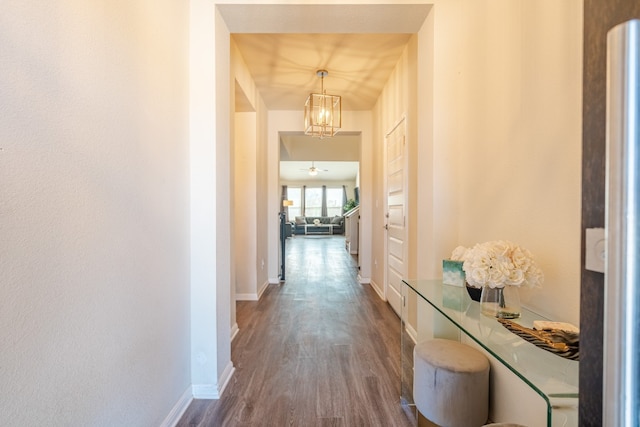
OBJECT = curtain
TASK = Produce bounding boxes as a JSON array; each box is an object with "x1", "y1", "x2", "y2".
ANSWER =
[
  {"x1": 301, "y1": 185, "x2": 306, "y2": 217},
  {"x1": 321, "y1": 185, "x2": 328, "y2": 216}
]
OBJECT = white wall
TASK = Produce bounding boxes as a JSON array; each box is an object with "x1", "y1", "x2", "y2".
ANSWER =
[
  {"x1": 371, "y1": 0, "x2": 582, "y2": 325},
  {"x1": 0, "y1": 1, "x2": 191, "y2": 425},
  {"x1": 190, "y1": 1, "x2": 235, "y2": 399},
  {"x1": 234, "y1": 113, "x2": 259, "y2": 299},
  {"x1": 371, "y1": 37, "x2": 419, "y2": 296},
  {"x1": 232, "y1": 39, "x2": 268, "y2": 303},
  {"x1": 418, "y1": 0, "x2": 583, "y2": 324}
]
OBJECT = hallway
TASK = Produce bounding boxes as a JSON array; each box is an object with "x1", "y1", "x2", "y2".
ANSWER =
[{"x1": 178, "y1": 235, "x2": 414, "y2": 426}]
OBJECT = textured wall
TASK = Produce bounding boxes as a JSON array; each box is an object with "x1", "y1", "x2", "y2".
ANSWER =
[
  {"x1": 581, "y1": 1, "x2": 640, "y2": 425},
  {"x1": 0, "y1": 1, "x2": 191, "y2": 425}
]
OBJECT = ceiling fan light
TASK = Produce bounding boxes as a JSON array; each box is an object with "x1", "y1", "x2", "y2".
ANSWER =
[{"x1": 308, "y1": 167, "x2": 318, "y2": 176}]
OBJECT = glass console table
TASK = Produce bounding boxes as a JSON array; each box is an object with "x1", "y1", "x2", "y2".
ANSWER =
[{"x1": 401, "y1": 280, "x2": 578, "y2": 427}]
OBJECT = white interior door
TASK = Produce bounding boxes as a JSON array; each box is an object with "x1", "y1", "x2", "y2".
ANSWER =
[{"x1": 385, "y1": 120, "x2": 406, "y2": 316}]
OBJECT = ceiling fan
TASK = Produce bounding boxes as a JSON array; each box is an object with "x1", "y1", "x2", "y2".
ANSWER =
[{"x1": 300, "y1": 161, "x2": 328, "y2": 176}]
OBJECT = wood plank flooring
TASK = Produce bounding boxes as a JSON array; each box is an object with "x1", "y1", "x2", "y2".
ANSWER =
[{"x1": 177, "y1": 235, "x2": 415, "y2": 427}]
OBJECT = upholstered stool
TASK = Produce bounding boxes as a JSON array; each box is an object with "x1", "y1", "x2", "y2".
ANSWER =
[{"x1": 413, "y1": 338, "x2": 490, "y2": 427}]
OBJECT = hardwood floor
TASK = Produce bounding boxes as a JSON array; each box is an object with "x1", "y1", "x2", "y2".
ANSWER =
[{"x1": 177, "y1": 235, "x2": 415, "y2": 427}]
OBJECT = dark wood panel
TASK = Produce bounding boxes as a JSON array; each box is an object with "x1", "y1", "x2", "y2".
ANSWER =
[
  {"x1": 178, "y1": 236, "x2": 413, "y2": 427},
  {"x1": 581, "y1": 1, "x2": 640, "y2": 425}
]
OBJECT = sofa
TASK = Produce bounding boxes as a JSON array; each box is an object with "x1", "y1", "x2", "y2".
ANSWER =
[{"x1": 293, "y1": 215, "x2": 345, "y2": 235}]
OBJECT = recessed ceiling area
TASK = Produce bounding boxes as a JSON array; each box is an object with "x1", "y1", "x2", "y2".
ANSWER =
[
  {"x1": 222, "y1": 4, "x2": 432, "y2": 111},
  {"x1": 222, "y1": 4, "x2": 432, "y2": 182},
  {"x1": 232, "y1": 33, "x2": 412, "y2": 111}
]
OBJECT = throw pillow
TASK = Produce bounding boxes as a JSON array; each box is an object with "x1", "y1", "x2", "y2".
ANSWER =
[
  {"x1": 331, "y1": 216, "x2": 343, "y2": 224},
  {"x1": 295, "y1": 216, "x2": 306, "y2": 225}
]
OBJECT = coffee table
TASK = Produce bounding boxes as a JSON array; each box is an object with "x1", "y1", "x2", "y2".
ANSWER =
[{"x1": 304, "y1": 224, "x2": 333, "y2": 235}]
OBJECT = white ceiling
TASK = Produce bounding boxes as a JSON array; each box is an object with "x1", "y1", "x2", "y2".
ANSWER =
[
  {"x1": 232, "y1": 33, "x2": 413, "y2": 111},
  {"x1": 219, "y1": 4, "x2": 432, "y2": 181},
  {"x1": 222, "y1": 4, "x2": 432, "y2": 111},
  {"x1": 280, "y1": 161, "x2": 359, "y2": 182}
]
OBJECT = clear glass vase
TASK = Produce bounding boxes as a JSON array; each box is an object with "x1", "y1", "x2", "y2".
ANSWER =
[{"x1": 479, "y1": 285, "x2": 521, "y2": 319}]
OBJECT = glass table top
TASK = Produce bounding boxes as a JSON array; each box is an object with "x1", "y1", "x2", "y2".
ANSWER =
[{"x1": 401, "y1": 279, "x2": 579, "y2": 425}]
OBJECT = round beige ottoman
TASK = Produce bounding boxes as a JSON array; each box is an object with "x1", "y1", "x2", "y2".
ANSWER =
[{"x1": 413, "y1": 339, "x2": 490, "y2": 427}]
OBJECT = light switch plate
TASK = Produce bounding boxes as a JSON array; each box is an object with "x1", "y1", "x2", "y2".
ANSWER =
[{"x1": 585, "y1": 228, "x2": 606, "y2": 273}]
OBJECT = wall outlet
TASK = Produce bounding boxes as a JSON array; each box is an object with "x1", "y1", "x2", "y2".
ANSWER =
[{"x1": 585, "y1": 228, "x2": 605, "y2": 273}]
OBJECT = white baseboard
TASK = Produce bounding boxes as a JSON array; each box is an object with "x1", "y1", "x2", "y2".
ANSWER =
[
  {"x1": 160, "y1": 386, "x2": 193, "y2": 427},
  {"x1": 217, "y1": 361, "x2": 235, "y2": 397},
  {"x1": 369, "y1": 279, "x2": 386, "y2": 300},
  {"x1": 257, "y1": 280, "x2": 269, "y2": 299},
  {"x1": 192, "y1": 383, "x2": 218, "y2": 399},
  {"x1": 230, "y1": 322, "x2": 239, "y2": 342},
  {"x1": 236, "y1": 293, "x2": 258, "y2": 301},
  {"x1": 268, "y1": 277, "x2": 280, "y2": 284},
  {"x1": 404, "y1": 321, "x2": 418, "y2": 345},
  {"x1": 192, "y1": 361, "x2": 236, "y2": 399},
  {"x1": 358, "y1": 275, "x2": 371, "y2": 284},
  {"x1": 235, "y1": 280, "x2": 270, "y2": 301}
]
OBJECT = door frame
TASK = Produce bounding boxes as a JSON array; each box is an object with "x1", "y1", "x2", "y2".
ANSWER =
[{"x1": 383, "y1": 115, "x2": 408, "y2": 315}]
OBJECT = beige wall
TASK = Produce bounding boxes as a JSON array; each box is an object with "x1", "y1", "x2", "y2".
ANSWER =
[
  {"x1": 234, "y1": 113, "x2": 259, "y2": 298},
  {"x1": 0, "y1": 1, "x2": 191, "y2": 425},
  {"x1": 414, "y1": 0, "x2": 583, "y2": 324},
  {"x1": 371, "y1": 38, "x2": 419, "y2": 296},
  {"x1": 232, "y1": 41, "x2": 270, "y2": 302},
  {"x1": 370, "y1": 0, "x2": 583, "y2": 324}
]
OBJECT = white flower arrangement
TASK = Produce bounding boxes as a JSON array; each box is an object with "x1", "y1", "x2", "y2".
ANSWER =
[
  {"x1": 451, "y1": 240, "x2": 544, "y2": 289},
  {"x1": 313, "y1": 218, "x2": 321, "y2": 226}
]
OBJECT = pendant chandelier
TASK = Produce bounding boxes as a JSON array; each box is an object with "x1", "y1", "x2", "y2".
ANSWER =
[{"x1": 304, "y1": 70, "x2": 342, "y2": 139}]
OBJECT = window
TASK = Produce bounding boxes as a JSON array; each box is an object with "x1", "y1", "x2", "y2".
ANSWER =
[
  {"x1": 286, "y1": 186, "x2": 345, "y2": 218},
  {"x1": 326, "y1": 187, "x2": 343, "y2": 217},
  {"x1": 286, "y1": 187, "x2": 302, "y2": 219},
  {"x1": 304, "y1": 187, "x2": 322, "y2": 217}
]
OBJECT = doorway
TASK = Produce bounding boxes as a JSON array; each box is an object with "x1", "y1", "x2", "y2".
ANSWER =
[
  {"x1": 189, "y1": 2, "x2": 433, "y2": 398},
  {"x1": 384, "y1": 118, "x2": 407, "y2": 316}
]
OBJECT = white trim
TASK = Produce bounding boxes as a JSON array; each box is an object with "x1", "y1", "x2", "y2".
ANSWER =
[
  {"x1": 217, "y1": 361, "x2": 235, "y2": 397},
  {"x1": 268, "y1": 277, "x2": 280, "y2": 284},
  {"x1": 404, "y1": 321, "x2": 418, "y2": 345},
  {"x1": 230, "y1": 322, "x2": 239, "y2": 342},
  {"x1": 385, "y1": 115, "x2": 407, "y2": 138},
  {"x1": 236, "y1": 293, "x2": 259, "y2": 301},
  {"x1": 383, "y1": 115, "x2": 407, "y2": 315},
  {"x1": 159, "y1": 386, "x2": 193, "y2": 427},
  {"x1": 235, "y1": 280, "x2": 270, "y2": 301},
  {"x1": 257, "y1": 280, "x2": 269, "y2": 299},
  {"x1": 192, "y1": 384, "x2": 218, "y2": 399},
  {"x1": 369, "y1": 279, "x2": 386, "y2": 301},
  {"x1": 192, "y1": 360, "x2": 235, "y2": 399},
  {"x1": 358, "y1": 274, "x2": 370, "y2": 284}
]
